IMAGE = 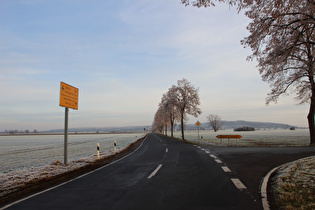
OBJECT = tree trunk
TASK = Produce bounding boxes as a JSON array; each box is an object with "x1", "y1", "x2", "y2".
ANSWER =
[
  {"x1": 308, "y1": 92, "x2": 315, "y2": 145},
  {"x1": 181, "y1": 112, "x2": 184, "y2": 140},
  {"x1": 165, "y1": 124, "x2": 168, "y2": 136},
  {"x1": 170, "y1": 119, "x2": 174, "y2": 138},
  {"x1": 170, "y1": 113, "x2": 174, "y2": 138}
]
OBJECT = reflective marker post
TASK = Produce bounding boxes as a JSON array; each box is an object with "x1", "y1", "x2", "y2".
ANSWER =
[
  {"x1": 97, "y1": 143, "x2": 100, "y2": 159},
  {"x1": 114, "y1": 140, "x2": 117, "y2": 154},
  {"x1": 64, "y1": 107, "x2": 69, "y2": 165}
]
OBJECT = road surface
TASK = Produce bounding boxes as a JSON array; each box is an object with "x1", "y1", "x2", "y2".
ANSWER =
[
  {"x1": 205, "y1": 145, "x2": 315, "y2": 209},
  {"x1": 4, "y1": 133, "x2": 260, "y2": 210}
]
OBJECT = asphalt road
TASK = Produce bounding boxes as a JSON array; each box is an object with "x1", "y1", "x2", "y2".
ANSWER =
[
  {"x1": 5, "y1": 133, "x2": 314, "y2": 210},
  {"x1": 205, "y1": 145, "x2": 315, "y2": 209},
  {"x1": 4, "y1": 133, "x2": 261, "y2": 210}
]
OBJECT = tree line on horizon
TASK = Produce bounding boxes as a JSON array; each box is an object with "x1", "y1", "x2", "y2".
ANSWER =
[{"x1": 1, "y1": 129, "x2": 38, "y2": 134}]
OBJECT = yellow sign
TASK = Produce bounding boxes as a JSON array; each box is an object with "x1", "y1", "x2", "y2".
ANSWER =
[
  {"x1": 195, "y1": 121, "x2": 201, "y2": 127},
  {"x1": 216, "y1": 135, "x2": 242, "y2": 139},
  {"x1": 59, "y1": 82, "x2": 79, "y2": 110}
]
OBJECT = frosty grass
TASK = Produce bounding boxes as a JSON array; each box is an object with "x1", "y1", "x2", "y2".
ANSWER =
[
  {"x1": 272, "y1": 156, "x2": 315, "y2": 209},
  {"x1": 0, "y1": 150, "x2": 118, "y2": 198}
]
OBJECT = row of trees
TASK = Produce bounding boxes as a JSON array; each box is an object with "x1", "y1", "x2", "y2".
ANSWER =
[
  {"x1": 2, "y1": 129, "x2": 38, "y2": 134},
  {"x1": 181, "y1": 0, "x2": 315, "y2": 145},
  {"x1": 152, "y1": 78, "x2": 202, "y2": 139}
]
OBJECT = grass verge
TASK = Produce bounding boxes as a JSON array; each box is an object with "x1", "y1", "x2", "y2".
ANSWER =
[{"x1": 269, "y1": 156, "x2": 315, "y2": 209}]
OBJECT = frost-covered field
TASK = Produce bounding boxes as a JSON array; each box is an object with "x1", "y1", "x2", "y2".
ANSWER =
[
  {"x1": 0, "y1": 148, "x2": 124, "y2": 199},
  {"x1": 0, "y1": 133, "x2": 145, "y2": 173},
  {"x1": 0, "y1": 133, "x2": 145, "y2": 199},
  {"x1": 175, "y1": 129, "x2": 310, "y2": 146}
]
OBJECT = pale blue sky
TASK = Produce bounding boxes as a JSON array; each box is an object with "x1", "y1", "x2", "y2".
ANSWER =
[{"x1": 0, "y1": 0, "x2": 309, "y2": 131}]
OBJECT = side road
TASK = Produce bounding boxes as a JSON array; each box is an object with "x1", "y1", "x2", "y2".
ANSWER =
[{"x1": 201, "y1": 145, "x2": 315, "y2": 209}]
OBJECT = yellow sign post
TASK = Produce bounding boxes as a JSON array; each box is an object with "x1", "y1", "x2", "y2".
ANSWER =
[
  {"x1": 195, "y1": 121, "x2": 201, "y2": 139},
  {"x1": 59, "y1": 82, "x2": 79, "y2": 165},
  {"x1": 59, "y1": 82, "x2": 79, "y2": 110}
]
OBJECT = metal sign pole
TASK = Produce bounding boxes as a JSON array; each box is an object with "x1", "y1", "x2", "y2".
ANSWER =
[{"x1": 64, "y1": 107, "x2": 69, "y2": 165}]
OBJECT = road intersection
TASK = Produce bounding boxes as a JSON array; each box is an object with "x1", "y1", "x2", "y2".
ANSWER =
[{"x1": 4, "y1": 133, "x2": 314, "y2": 210}]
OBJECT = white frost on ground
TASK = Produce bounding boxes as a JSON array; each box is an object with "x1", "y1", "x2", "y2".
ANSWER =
[
  {"x1": 0, "y1": 149, "x2": 120, "y2": 198},
  {"x1": 272, "y1": 155, "x2": 315, "y2": 209}
]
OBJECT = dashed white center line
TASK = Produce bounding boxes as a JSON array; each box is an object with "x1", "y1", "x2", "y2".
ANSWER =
[
  {"x1": 197, "y1": 146, "x2": 247, "y2": 192},
  {"x1": 210, "y1": 154, "x2": 217, "y2": 159},
  {"x1": 195, "y1": 146, "x2": 248, "y2": 192},
  {"x1": 221, "y1": 166, "x2": 232, "y2": 173},
  {"x1": 148, "y1": 164, "x2": 162, "y2": 179},
  {"x1": 215, "y1": 159, "x2": 223, "y2": 164},
  {"x1": 231, "y1": 178, "x2": 247, "y2": 190},
  {"x1": 166, "y1": 148, "x2": 168, "y2": 153}
]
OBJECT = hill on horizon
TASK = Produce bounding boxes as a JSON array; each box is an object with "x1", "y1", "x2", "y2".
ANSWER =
[
  {"x1": 184, "y1": 120, "x2": 300, "y2": 130},
  {"x1": 45, "y1": 120, "x2": 302, "y2": 133}
]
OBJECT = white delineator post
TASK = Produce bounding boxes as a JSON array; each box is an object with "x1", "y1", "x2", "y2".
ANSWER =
[
  {"x1": 97, "y1": 143, "x2": 100, "y2": 159},
  {"x1": 114, "y1": 140, "x2": 117, "y2": 154}
]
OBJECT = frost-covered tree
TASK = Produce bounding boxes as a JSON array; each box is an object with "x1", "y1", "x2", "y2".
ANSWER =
[
  {"x1": 207, "y1": 114, "x2": 223, "y2": 132},
  {"x1": 162, "y1": 86, "x2": 181, "y2": 137},
  {"x1": 181, "y1": 0, "x2": 315, "y2": 145},
  {"x1": 153, "y1": 78, "x2": 201, "y2": 139},
  {"x1": 152, "y1": 106, "x2": 168, "y2": 134},
  {"x1": 176, "y1": 78, "x2": 202, "y2": 140}
]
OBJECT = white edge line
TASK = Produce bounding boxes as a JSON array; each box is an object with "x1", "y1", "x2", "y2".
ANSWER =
[
  {"x1": 148, "y1": 164, "x2": 162, "y2": 179},
  {"x1": 1, "y1": 134, "x2": 149, "y2": 210}
]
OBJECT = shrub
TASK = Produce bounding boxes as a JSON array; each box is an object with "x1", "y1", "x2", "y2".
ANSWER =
[{"x1": 234, "y1": 126, "x2": 255, "y2": 132}]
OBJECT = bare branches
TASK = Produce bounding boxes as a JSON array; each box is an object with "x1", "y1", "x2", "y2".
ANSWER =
[
  {"x1": 207, "y1": 114, "x2": 224, "y2": 132},
  {"x1": 152, "y1": 78, "x2": 202, "y2": 139},
  {"x1": 181, "y1": 0, "x2": 315, "y2": 144}
]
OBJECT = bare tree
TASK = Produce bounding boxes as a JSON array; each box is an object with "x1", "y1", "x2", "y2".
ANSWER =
[
  {"x1": 207, "y1": 114, "x2": 223, "y2": 132},
  {"x1": 176, "y1": 78, "x2": 202, "y2": 140},
  {"x1": 181, "y1": 0, "x2": 315, "y2": 145}
]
